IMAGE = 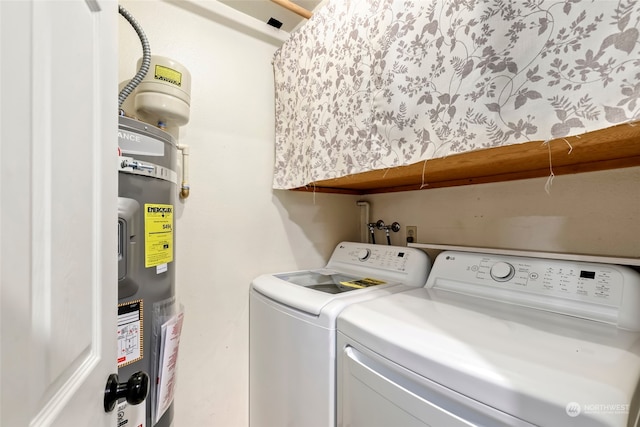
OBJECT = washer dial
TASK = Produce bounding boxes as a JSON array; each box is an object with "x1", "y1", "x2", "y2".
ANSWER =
[
  {"x1": 490, "y1": 262, "x2": 515, "y2": 282},
  {"x1": 358, "y1": 249, "x2": 371, "y2": 261}
]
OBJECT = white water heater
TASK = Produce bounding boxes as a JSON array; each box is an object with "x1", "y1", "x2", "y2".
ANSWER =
[{"x1": 134, "y1": 55, "x2": 192, "y2": 127}]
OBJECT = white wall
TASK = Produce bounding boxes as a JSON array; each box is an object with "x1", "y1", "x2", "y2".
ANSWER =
[
  {"x1": 366, "y1": 167, "x2": 640, "y2": 258},
  {"x1": 119, "y1": 1, "x2": 359, "y2": 425}
]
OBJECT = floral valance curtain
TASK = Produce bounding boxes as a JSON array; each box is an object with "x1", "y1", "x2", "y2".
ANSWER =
[{"x1": 272, "y1": 0, "x2": 640, "y2": 189}]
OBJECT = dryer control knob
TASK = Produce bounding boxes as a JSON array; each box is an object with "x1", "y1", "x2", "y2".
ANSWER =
[
  {"x1": 490, "y1": 262, "x2": 515, "y2": 282},
  {"x1": 358, "y1": 249, "x2": 371, "y2": 261}
]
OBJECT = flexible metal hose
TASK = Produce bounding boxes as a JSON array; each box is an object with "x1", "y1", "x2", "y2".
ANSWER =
[{"x1": 118, "y1": 5, "x2": 151, "y2": 110}]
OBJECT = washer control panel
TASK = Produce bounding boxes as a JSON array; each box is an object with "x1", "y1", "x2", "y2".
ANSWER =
[
  {"x1": 326, "y1": 242, "x2": 431, "y2": 288},
  {"x1": 341, "y1": 245, "x2": 412, "y2": 271},
  {"x1": 425, "y1": 251, "x2": 640, "y2": 329}
]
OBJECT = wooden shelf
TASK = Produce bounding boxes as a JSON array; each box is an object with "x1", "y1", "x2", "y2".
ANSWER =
[{"x1": 293, "y1": 122, "x2": 640, "y2": 194}]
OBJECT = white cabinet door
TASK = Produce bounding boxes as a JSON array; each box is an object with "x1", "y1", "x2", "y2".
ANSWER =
[{"x1": 0, "y1": 0, "x2": 118, "y2": 425}]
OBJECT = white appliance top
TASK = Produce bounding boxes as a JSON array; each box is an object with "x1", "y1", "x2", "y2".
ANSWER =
[
  {"x1": 337, "y1": 251, "x2": 640, "y2": 427},
  {"x1": 251, "y1": 242, "x2": 431, "y2": 319},
  {"x1": 426, "y1": 251, "x2": 640, "y2": 330}
]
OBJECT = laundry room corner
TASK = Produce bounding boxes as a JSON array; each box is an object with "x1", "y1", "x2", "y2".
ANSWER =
[{"x1": 119, "y1": 1, "x2": 359, "y2": 426}]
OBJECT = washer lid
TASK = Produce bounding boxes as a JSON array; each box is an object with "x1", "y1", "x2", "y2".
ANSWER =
[
  {"x1": 337, "y1": 288, "x2": 640, "y2": 427},
  {"x1": 252, "y1": 270, "x2": 397, "y2": 316},
  {"x1": 274, "y1": 271, "x2": 375, "y2": 294},
  {"x1": 250, "y1": 242, "x2": 431, "y2": 317}
]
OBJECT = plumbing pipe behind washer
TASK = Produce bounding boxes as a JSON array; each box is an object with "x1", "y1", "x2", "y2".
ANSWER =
[{"x1": 356, "y1": 201, "x2": 371, "y2": 243}]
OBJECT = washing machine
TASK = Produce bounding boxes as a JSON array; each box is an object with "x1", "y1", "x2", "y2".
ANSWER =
[
  {"x1": 337, "y1": 250, "x2": 640, "y2": 427},
  {"x1": 249, "y1": 241, "x2": 431, "y2": 427}
]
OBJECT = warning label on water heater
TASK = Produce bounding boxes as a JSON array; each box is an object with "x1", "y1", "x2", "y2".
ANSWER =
[
  {"x1": 144, "y1": 204, "x2": 174, "y2": 268},
  {"x1": 155, "y1": 64, "x2": 182, "y2": 87},
  {"x1": 118, "y1": 300, "x2": 143, "y2": 368}
]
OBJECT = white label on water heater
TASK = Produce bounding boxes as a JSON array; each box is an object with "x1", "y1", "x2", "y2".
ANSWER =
[
  {"x1": 117, "y1": 399, "x2": 145, "y2": 427},
  {"x1": 118, "y1": 129, "x2": 165, "y2": 157},
  {"x1": 117, "y1": 300, "x2": 143, "y2": 368}
]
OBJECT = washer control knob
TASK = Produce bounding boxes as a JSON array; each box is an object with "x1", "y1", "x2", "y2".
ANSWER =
[
  {"x1": 357, "y1": 249, "x2": 371, "y2": 261},
  {"x1": 490, "y1": 262, "x2": 515, "y2": 282}
]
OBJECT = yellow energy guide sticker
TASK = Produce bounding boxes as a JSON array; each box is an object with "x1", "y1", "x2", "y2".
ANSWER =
[
  {"x1": 339, "y1": 277, "x2": 386, "y2": 289},
  {"x1": 144, "y1": 204, "x2": 174, "y2": 268}
]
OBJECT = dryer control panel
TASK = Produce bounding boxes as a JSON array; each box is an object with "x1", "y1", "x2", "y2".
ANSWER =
[{"x1": 426, "y1": 251, "x2": 640, "y2": 330}]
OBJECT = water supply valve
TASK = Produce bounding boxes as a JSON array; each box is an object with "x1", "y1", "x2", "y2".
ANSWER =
[{"x1": 374, "y1": 220, "x2": 400, "y2": 245}]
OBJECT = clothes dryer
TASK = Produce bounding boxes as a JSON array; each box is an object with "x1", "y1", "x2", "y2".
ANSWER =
[
  {"x1": 249, "y1": 241, "x2": 431, "y2": 427},
  {"x1": 337, "y1": 250, "x2": 640, "y2": 427}
]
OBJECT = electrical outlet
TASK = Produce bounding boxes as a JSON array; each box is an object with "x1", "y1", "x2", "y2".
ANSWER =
[{"x1": 406, "y1": 226, "x2": 417, "y2": 244}]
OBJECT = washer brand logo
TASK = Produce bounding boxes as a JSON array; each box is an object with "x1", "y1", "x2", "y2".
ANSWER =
[
  {"x1": 147, "y1": 207, "x2": 173, "y2": 214},
  {"x1": 566, "y1": 402, "x2": 581, "y2": 417},
  {"x1": 118, "y1": 130, "x2": 140, "y2": 142}
]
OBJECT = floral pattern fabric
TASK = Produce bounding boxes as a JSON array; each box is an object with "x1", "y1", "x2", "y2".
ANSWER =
[{"x1": 272, "y1": 0, "x2": 640, "y2": 189}]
